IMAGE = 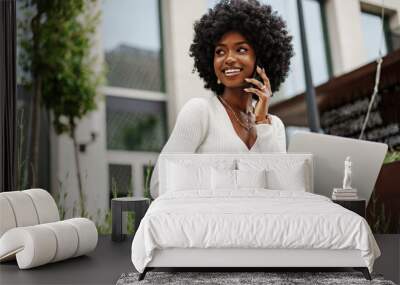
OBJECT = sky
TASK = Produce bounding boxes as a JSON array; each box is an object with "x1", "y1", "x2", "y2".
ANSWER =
[{"x1": 102, "y1": 0, "x2": 161, "y2": 52}]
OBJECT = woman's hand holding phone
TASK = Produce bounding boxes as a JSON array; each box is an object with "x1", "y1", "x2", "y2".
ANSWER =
[{"x1": 243, "y1": 65, "x2": 272, "y2": 124}]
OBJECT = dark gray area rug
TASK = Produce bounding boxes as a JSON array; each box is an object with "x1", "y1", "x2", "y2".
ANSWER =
[{"x1": 116, "y1": 272, "x2": 396, "y2": 285}]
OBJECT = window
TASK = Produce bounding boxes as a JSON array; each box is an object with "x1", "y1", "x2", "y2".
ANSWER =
[
  {"x1": 303, "y1": 0, "x2": 330, "y2": 86},
  {"x1": 102, "y1": 0, "x2": 166, "y2": 199},
  {"x1": 102, "y1": 0, "x2": 164, "y2": 92},
  {"x1": 207, "y1": 0, "x2": 331, "y2": 99},
  {"x1": 361, "y1": 11, "x2": 389, "y2": 64},
  {"x1": 106, "y1": 96, "x2": 167, "y2": 152},
  {"x1": 109, "y1": 164, "x2": 133, "y2": 205},
  {"x1": 102, "y1": 0, "x2": 167, "y2": 152}
]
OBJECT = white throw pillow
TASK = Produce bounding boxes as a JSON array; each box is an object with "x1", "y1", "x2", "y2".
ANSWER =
[
  {"x1": 236, "y1": 169, "x2": 267, "y2": 189},
  {"x1": 266, "y1": 162, "x2": 307, "y2": 191},
  {"x1": 160, "y1": 156, "x2": 237, "y2": 195},
  {"x1": 211, "y1": 168, "x2": 236, "y2": 190},
  {"x1": 211, "y1": 168, "x2": 268, "y2": 190},
  {"x1": 238, "y1": 158, "x2": 310, "y2": 192},
  {"x1": 167, "y1": 162, "x2": 211, "y2": 191}
]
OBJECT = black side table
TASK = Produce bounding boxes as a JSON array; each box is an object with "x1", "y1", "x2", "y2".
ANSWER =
[
  {"x1": 112, "y1": 197, "x2": 150, "y2": 242},
  {"x1": 332, "y1": 199, "x2": 366, "y2": 218}
]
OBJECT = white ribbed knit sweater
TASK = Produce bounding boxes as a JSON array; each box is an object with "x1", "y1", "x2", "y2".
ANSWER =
[{"x1": 150, "y1": 94, "x2": 286, "y2": 198}]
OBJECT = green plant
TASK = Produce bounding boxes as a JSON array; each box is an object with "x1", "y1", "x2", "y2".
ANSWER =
[
  {"x1": 50, "y1": 171, "x2": 118, "y2": 235},
  {"x1": 96, "y1": 210, "x2": 112, "y2": 235},
  {"x1": 18, "y1": 0, "x2": 104, "y2": 217},
  {"x1": 53, "y1": 171, "x2": 139, "y2": 236},
  {"x1": 126, "y1": 179, "x2": 135, "y2": 235},
  {"x1": 144, "y1": 160, "x2": 154, "y2": 201},
  {"x1": 94, "y1": 178, "x2": 118, "y2": 235},
  {"x1": 383, "y1": 151, "x2": 400, "y2": 164},
  {"x1": 54, "y1": 178, "x2": 68, "y2": 220}
]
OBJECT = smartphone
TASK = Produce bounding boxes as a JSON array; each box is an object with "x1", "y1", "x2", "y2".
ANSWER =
[{"x1": 246, "y1": 60, "x2": 265, "y2": 101}]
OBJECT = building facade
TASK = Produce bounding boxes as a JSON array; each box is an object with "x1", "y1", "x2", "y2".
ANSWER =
[{"x1": 49, "y1": 0, "x2": 400, "y2": 221}]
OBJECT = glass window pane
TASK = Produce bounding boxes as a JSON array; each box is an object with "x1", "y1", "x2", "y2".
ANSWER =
[
  {"x1": 303, "y1": 0, "x2": 329, "y2": 86},
  {"x1": 106, "y1": 96, "x2": 167, "y2": 152},
  {"x1": 264, "y1": 0, "x2": 306, "y2": 98},
  {"x1": 102, "y1": 0, "x2": 164, "y2": 92},
  {"x1": 361, "y1": 12, "x2": 388, "y2": 64},
  {"x1": 263, "y1": 0, "x2": 306, "y2": 97},
  {"x1": 109, "y1": 164, "x2": 133, "y2": 200}
]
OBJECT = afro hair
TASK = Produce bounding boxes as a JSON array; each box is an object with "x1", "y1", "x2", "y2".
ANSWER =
[{"x1": 189, "y1": 0, "x2": 294, "y2": 95}]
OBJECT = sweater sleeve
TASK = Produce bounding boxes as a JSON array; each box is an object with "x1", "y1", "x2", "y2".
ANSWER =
[
  {"x1": 255, "y1": 114, "x2": 286, "y2": 153},
  {"x1": 150, "y1": 98, "x2": 209, "y2": 199}
]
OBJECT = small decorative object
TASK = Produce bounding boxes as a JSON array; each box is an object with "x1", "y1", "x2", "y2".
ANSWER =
[
  {"x1": 342, "y1": 156, "x2": 352, "y2": 189},
  {"x1": 332, "y1": 156, "x2": 358, "y2": 200}
]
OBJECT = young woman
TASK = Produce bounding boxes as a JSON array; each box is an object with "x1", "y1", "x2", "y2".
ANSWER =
[{"x1": 150, "y1": 0, "x2": 293, "y2": 198}]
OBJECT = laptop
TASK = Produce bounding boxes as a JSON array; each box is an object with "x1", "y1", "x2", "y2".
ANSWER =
[{"x1": 288, "y1": 132, "x2": 388, "y2": 204}]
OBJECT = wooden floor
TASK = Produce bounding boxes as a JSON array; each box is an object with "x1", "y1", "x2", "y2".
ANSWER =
[{"x1": 0, "y1": 235, "x2": 398, "y2": 285}]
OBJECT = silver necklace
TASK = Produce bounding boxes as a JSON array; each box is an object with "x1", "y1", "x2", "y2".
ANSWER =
[{"x1": 218, "y1": 96, "x2": 253, "y2": 131}]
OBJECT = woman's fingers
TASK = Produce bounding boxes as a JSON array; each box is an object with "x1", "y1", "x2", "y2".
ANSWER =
[
  {"x1": 244, "y1": 78, "x2": 264, "y2": 89},
  {"x1": 257, "y1": 66, "x2": 272, "y2": 96},
  {"x1": 243, "y1": 87, "x2": 267, "y2": 100},
  {"x1": 245, "y1": 66, "x2": 272, "y2": 97}
]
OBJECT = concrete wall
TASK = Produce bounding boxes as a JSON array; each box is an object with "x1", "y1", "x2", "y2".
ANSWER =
[
  {"x1": 325, "y1": 0, "x2": 400, "y2": 76},
  {"x1": 361, "y1": 0, "x2": 400, "y2": 28},
  {"x1": 160, "y1": 0, "x2": 210, "y2": 133},
  {"x1": 325, "y1": 0, "x2": 366, "y2": 75},
  {"x1": 50, "y1": 102, "x2": 108, "y2": 222}
]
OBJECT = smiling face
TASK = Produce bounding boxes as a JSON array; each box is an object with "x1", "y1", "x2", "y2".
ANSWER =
[{"x1": 213, "y1": 31, "x2": 257, "y2": 89}]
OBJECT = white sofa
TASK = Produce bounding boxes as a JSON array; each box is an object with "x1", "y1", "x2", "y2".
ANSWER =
[{"x1": 0, "y1": 188, "x2": 98, "y2": 269}]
